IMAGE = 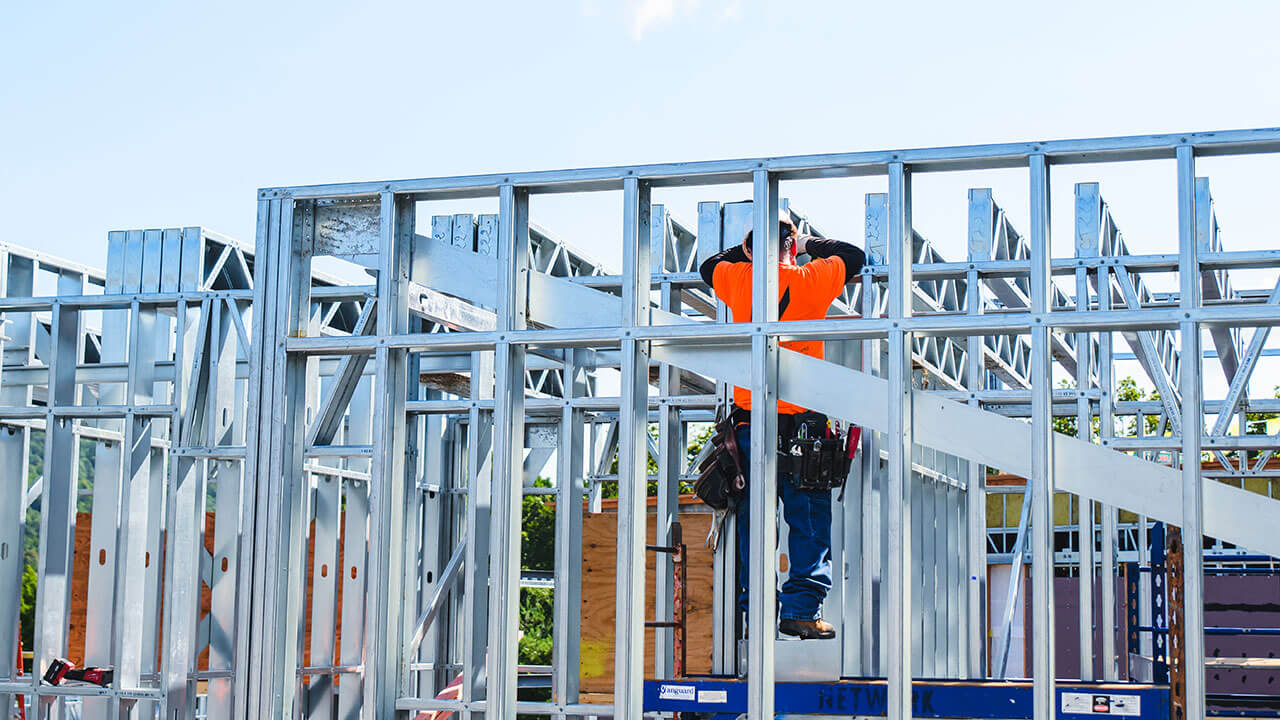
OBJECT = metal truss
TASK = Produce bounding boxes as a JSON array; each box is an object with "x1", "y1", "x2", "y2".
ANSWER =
[{"x1": 4, "y1": 128, "x2": 1280, "y2": 720}]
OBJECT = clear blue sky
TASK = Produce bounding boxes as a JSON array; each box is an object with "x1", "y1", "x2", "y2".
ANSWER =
[{"x1": 4, "y1": 1, "x2": 1279, "y2": 399}]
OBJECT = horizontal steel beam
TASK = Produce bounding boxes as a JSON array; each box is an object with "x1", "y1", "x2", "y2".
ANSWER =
[
  {"x1": 283, "y1": 301, "x2": 1280, "y2": 355},
  {"x1": 262, "y1": 127, "x2": 1280, "y2": 199}
]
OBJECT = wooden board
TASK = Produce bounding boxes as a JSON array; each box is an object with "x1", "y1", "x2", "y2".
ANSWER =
[
  {"x1": 579, "y1": 511, "x2": 716, "y2": 695},
  {"x1": 68, "y1": 512, "x2": 216, "y2": 668},
  {"x1": 68, "y1": 513, "x2": 347, "y2": 673},
  {"x1": 63, "y1": 507, "x2": 717, "y2": 697}
]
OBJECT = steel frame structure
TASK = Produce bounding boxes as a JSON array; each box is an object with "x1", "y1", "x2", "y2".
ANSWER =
[{"x1": 4, "y1": 127, "x2": 1280, "y2": 720}]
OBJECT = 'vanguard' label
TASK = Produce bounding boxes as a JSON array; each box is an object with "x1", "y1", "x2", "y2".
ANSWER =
[{"x1": 656, "y1": 684, "x2": 696, "y2": 702}]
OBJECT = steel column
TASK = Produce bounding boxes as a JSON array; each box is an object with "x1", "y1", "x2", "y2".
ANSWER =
[
  {"x1": 552, "y1": 351, "x2": 585, "y2": 719},
  {"x1": 1074, "y1": 195, "x2": 1096, "y2": 682},
  {"x1": 460, "y1": 349, "x2": 493, "y2": 718},
  {"x1": 0, "y1": 252, "x2": 30, "y2": 720},
  {"x1": 745, "y1": 169, "x2": 780, "y2": 719},
  {"x1": 365, "y1": 192, "x2": 415, "y2": 718},
  {"x1": 33, "y1": 277, "x2": 83, "y2": 720},
  {"x1": 1028, "y1": 153, "x2": 1055, "y2": 720},
  {"x1": 963, "y1": 190, "x2": 988, "y2": 678},
  {"x1": 160, "y1": 239, "x2": 211, "y2": 720},
  {"x1": 243, "y1": 197, "x2": 313, "y2": 719},
  {"x1": 615, "y1": 177, "x2": 651, "y2": 719},
  {"x1": 1175, "y1": 144, "x2": 1206, "y2": 720},
  {"x1": 885, "y1": 162, "x2": 914, "y2": 720}
]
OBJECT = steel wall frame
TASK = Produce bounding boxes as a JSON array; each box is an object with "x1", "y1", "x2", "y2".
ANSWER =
[
  {"x1": 0, "y1": 230, "x2": 376, "y2": 720},
  {"x1": 254, "y1": 127, "x2": 1280, "y2": 720},
  {"x1": 5, "y1": 127, "x2": 1280, "y2": 720}
]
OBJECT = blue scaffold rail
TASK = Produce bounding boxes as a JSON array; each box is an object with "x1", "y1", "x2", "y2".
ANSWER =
[{"x1": 643, "y1": 678, "x2": 1172, "y2": 719}]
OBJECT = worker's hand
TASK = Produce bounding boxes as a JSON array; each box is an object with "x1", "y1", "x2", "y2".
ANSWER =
[
  {"x1": 794, "y1": 220, "x2": 814, "y2": 255},
  {"x1": 742, "y1": 241, "x2": 752, "y2": 261}
]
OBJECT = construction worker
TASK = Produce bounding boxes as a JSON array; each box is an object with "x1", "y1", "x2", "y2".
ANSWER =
[{"x1": 699, "y1": 214, "x2": 865, "y2": 640}]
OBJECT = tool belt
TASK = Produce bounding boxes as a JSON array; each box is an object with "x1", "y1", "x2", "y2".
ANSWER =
[
  {"x1": 698, "y1": 408, "x2": 860, "y2": 500},
  {"x1": 777, "y1": 411, "x2": 858, "y2": 493},
  {"x1": 694, "y1": 408, "x2": 746, "y2": 511}
]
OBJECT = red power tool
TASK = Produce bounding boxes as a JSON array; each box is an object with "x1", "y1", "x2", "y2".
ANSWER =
[
  {"x1": 42, "y1": 658, "x2": 113, "y2": 687},
  {"x1": 846, "y1": 424, "x2": 862, "y2": 459}
]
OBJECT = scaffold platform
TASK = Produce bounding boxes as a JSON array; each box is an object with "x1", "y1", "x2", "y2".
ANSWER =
[{"x1": 644, "y1": 678, "x2": 1172, "y2": 718}]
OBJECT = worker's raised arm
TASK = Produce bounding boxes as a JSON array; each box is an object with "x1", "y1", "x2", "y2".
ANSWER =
[
  {"x1": 698, "y1": 243, "x2": 749, "y2": 286},
  {"x1": 797, "y1": 236, "x2": 866, "y2": 284}
]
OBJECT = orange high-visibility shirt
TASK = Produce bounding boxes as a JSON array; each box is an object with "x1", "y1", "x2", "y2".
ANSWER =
[{"x1": 711, "y1": 257, "x2": 847, "y2": 414}]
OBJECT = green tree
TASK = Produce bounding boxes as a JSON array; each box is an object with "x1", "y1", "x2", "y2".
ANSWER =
[
  {"x1": 1117, "y1": 376, "x2": 1163, "y2": 437},
  {"x1": 19, "y1": 564, "x2": 37, "y2": 658},
  {"x1": 1052, "y1": 378, "x2": 1081, "y2": 437},
  {"x1": 521, "y1": 478, "x2": 556, "y2": 573},
  {"x1": 1240, "y1": 385, "x2": 1280, "y2": 465},
  {"x1": 1053, "y1": 376, "x2": 1159, "y2": 438},
  {"x1": 517, "y1": 477, "x2": 556, "y2": 714},
  {"x1": 1243, "y1": 385, "x2": 1280, "y2": 433},
  {"x1": 602, "y1": 423, "x2": 709, "y2": 499},
  {"x1": 518, "y1": 587, "x2": 554, "y2": 666}
]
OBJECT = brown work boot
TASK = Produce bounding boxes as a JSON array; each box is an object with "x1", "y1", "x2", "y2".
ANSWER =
[{"x1": 778, "y1": 617, "x2": 836, "y2": 639}]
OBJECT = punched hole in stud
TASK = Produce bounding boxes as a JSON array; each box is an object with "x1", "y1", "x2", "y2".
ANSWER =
[
  {"x1": 221, "y1": 557, "x2": 229, "y2": 572},
  {"x1": 98, "y1": 549, "x2": 106, "y2": 565},
  {"x1": 321, "y1": 563, "x2": 328, "y2": 578}
]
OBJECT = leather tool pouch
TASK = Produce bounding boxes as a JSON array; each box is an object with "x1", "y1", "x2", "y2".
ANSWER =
[
  {"x1": 779, "y1": 412, "x2": 855, "y2": 493},
  {"x1": 695, "y1": 407, "x2": 746, "y2": 511}
]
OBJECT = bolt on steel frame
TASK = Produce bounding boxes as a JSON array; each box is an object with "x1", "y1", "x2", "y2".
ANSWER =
[{"x1": 3, "y1": 128, "x2": 1280, "y2": 720}]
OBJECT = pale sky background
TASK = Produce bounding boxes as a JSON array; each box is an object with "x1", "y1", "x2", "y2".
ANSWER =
[{"x1": 3, "y1": 0, "x2": 1280, "y2": 405}]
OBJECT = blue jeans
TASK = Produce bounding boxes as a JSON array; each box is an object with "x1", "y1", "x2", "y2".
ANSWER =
[{"x1": 734, "y1": 423, "x2": 833, "y2": 622}]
